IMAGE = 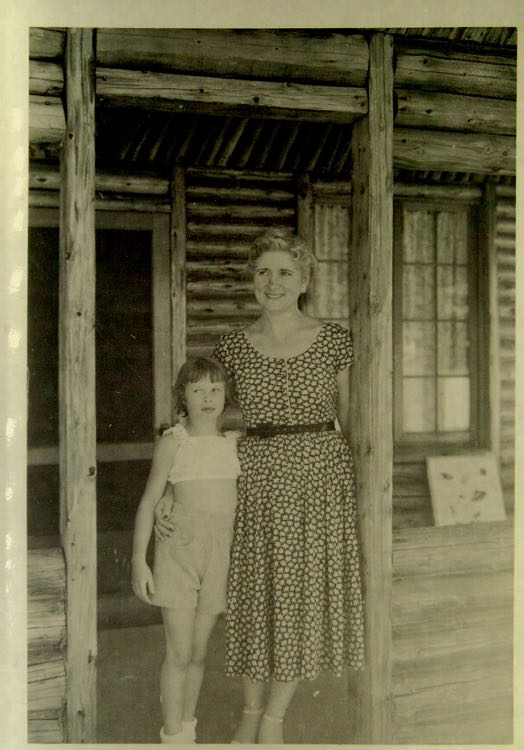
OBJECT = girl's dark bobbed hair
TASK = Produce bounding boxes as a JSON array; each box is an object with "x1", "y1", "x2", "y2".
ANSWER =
[{"x1": 173, "y1": 356, "x2": 235, "y2": 417}]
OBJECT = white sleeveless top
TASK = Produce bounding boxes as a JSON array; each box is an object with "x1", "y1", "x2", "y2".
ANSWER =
[{"x1": 163, "y1": 423, "x2": 241, "y2": 485}]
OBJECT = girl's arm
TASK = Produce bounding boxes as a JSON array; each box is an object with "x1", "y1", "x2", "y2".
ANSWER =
[
  {"x1": 131, "y1": 435, "x2": 173, "y2": 603},
  {"x1": 336, "y1": 365, "x2": 352, "y2": 443}
]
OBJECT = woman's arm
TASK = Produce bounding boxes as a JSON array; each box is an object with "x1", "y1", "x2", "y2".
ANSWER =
[
  {"x1": 336, "y1": 365, "x2": 352, "y2": 443},
  {"x1": 131, "y1": 435, "x2": 173, "y2": 603}
]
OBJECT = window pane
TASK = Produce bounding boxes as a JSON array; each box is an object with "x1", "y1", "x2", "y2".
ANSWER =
[
  {"x1": 436, "y1": 210, "x2": 468, "y2": 263},
  {"x1": 403, "y1": 377, "x2": 436, "y2": 432},
  {"x1": 403, "y1": 209, "x2": 434, "y2": 262},
  {"x1": 403, "y1": 322, "x2": 436, "y2": 375},
  {"x1": 438, "y1": 321, "x2": 469, "y2": 375},
  {"x1": 403, "y1": 265, "x2": 435, "y2": 319},
  {"x1": 437, "y1": 265, "x2": 469, "y2": 320},
  {"x1": 437, "y1": 377, "x2": 470, "y2": 431}
]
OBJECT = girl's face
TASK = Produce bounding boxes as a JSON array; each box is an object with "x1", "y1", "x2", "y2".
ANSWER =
[
  {"x1": 184, "y1": 376, "x2": 226, "y2": 422},
  {"x1": 253, "y1": 250, "x2": 308, "y2": 313}
]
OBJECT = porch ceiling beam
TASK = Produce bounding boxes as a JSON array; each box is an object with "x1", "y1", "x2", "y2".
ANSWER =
[
  {"x1": 394, "y1": 129, "x2": 515, "y2": 174},
  {"x1": 96, "y1": 28, "x2": 369, "y2": 87},
  {"x1": 395, "y1": 89, "x2": 516, "y2": 136},
  {"x1": 58, "y1": 28, "x2": 97, "y2": 743},
  {"x1": 395, "y1": 42, "x2": 516, "y2": 99},
  {"x1": 349, "y1": 32, "x2": 394, "y2": 743},
  {"x1": 96, "y1": 68, "x2": 368, "y2": 123}
]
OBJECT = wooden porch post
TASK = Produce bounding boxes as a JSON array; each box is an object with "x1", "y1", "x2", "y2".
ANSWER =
[
  {"x1": 348, "y1": 33, "x2": 394, "y2": 743},
  {"x1": 58, "y1": 28, "x2": 97, "y2": 743}
]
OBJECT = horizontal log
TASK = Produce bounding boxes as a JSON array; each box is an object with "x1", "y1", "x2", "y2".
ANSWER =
[
  {"x1": 28, "y1": 547, "x2": 65, "y2": 599},
  {"x1": 186, "y1": 241, "x2": 251, "y2": 260},
  {"x1": 186, "y1": 185, "x2": 294, "y2": 204},
  {"x1": 28, "y1": 710, "x2": 65, "y2": 744},
  {"x1": 29, "y1": 60, "x2": 64, "y2": 96},
  {"x1": 495, "y1": 184, "x2": 516, "y2": 198},
  {"x1": 392, "y1": 571, "x2": 513, "y2": 626},
  {"x1": 395, "y1": 44, "x2": 516, "y2": 99},
  {"x1": 28, "y1": 189, "x2": 170, "y2": 213},
  {"x1": 392, "y1": 520, "x2": 513, "y2": 571},
  {"x1": 392, "y1": 509, "x2": 433, "y2": 530},
  {"x1": 395, "y1": 89, "x2": 516, "y2": 134},
  {"x1": 393, "y1": 674, "x2": 512, "y2": 728},
  {"x1": 188, "y1": 279, "x2": 253, "y2": 298},
  {"x1": 186, "y1": 280, "x2": 254, "y2": 301},
  {"x1": 30, "y1": 27, "x2": 65, "y2": 60},
  {"x1": 394, "y1": 182, "x2": 482, "y2": 200},
  {"x1": 187, "y1": 320, "x2": 256, "y2": 341},
  {"x1": 28, "y1": 660, "x2": 66, "y2": 711},
  {"x1": 96, "y1": 28, "x2": 369, "y2": 86},
  {"x1": 187, "y1": 167, "x2": 294, "y2": 182},
  {"x1": 392, "y1": 640, "x2": 512, "y2": 695},
  {"x1": 29, "y1": 95, "x2": 65, "y2": 144},
  {"x1": 187, "y1": 222, "x2": 291, "y2": 239},
  {"x1": 96, "y1": 68, "x2": 368, "y2": 122},
  {"x1": 394, "y1": 128, "x2": 515, "y2": 174},
  {"x1": 187, "y1": 298, "x2": 260, "y2": 319},
  {"x1": 29, "y1": 163, "x2": 169, "y2": 194},
  {"x1": 393, "y1": 607, "x2": 512, "y2": 657},
  {"x1": 394, "y1": 717, "x2": 512, "y2": 746},
  {"x1": 496, "y1": 203, "x2": 516, "y2": 219},
  {"x1": 187, "y1": 204, "x2": 295, "y2": 221},
  {"x1": 187, "y1": 261, "x2": 247, "y2": 282}
]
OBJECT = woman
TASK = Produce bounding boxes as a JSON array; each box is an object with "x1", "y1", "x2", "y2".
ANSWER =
[{"x1": 158, "y1": 227, "x2": 365, "y2": 743}]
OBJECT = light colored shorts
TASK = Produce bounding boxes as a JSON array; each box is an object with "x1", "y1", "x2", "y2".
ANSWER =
[{"x1": 151, "y1": 504, "x2": 234, "y2": 615}]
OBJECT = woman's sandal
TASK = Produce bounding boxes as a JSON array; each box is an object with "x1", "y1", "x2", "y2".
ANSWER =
[
  {"x1": 230, "y1": 706, "x2": 264, "y2": 744},
  {"x1": 257, "y1": 713, "x2": 284, "y2": 744}
]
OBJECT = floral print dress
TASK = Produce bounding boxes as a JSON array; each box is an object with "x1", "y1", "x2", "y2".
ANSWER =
[{"x1": 213, "y1": 322, "x2": 365, "y2": 682}]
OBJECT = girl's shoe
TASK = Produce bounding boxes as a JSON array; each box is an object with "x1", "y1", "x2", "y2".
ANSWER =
[
  {"x1": 183, "y1": 717, "x2": 197, "y2": 743},
  {"x1": 257, "y1": 713, "x2": 284, "y2": 744},
  {"x1": 160, "y1": 725, "x2": 187, "y2": 744},
  {"x1": 230, "y1": 706, "x2": 264, "y2": 744}
]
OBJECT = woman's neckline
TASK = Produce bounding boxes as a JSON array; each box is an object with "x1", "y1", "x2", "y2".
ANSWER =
[{"x1": 241, "y1": 321, "x2": 328, "y2": 361}]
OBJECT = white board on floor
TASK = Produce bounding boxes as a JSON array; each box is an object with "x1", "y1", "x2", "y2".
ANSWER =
[{"x1": 426, "y1": 452, "x2": 506, "y2": 526}]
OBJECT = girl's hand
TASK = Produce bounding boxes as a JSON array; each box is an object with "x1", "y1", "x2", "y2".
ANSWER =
[
  {"x1": 132, "y1": 558, "x2": 155, "y2": 604},
  {"x1": 154, "y1": 491, "x2": 176, "y2": 542}
]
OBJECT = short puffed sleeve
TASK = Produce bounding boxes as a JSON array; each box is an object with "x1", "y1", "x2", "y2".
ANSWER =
[
  {"x1": 329, "y1": 323, "x2": 354, "y2": 372},
  {"x1": 213, "y1": 330, "x2": 239, "y2": 375},
  {"x1": 213, "y1": 333, "x2": 230, "y2": 370},
  {"x1": 162, "y1": 422, "x2": 188, "y2": 453}
]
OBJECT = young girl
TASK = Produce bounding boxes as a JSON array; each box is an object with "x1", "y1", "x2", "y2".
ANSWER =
[{"x1": 132, "y1": 357, "x2": 240, "y2": 744}]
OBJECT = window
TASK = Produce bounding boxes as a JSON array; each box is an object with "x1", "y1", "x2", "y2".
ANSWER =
[{"x1": 393, "y1": 199, "x2": 485, "y2": 453}]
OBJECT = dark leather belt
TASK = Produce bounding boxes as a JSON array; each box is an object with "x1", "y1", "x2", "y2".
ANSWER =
[{"x1": 245, "y1": 421, "x2": 336, "y2": 438}]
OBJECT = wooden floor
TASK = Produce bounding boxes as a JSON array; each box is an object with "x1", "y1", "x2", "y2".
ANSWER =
[{"x1": 97, "y1": 618, "x2": 356, "y2": 744}]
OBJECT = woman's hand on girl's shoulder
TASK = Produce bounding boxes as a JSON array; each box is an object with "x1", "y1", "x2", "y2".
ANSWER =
[{"x1": 154, "y1": 485, "x2": 176, "y2": 542}]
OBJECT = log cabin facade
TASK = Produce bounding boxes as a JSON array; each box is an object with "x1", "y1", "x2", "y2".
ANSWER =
[{"x1": 27, "y1": 27, "x2": 516, "y2": 744}]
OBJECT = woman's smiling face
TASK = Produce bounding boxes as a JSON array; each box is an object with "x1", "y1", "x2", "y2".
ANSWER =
[{"x1": 252, "y1": 250, "x2": 308, "y2": 312}]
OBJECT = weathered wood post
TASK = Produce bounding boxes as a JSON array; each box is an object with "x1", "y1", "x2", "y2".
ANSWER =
[
  {"x1": 348, "y1": 32, "x2": 394, "y2": 743},
  {"x1": 58, "y1": 28, "x2": 97, "y2": 743}
]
